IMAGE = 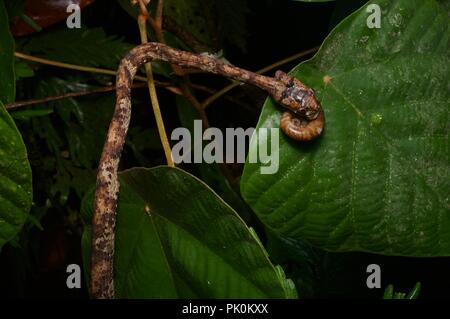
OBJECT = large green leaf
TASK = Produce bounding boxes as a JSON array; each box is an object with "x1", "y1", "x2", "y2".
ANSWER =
[
  {"x1": 81, "y1": 166, "x2": 296, "y2": 298},
  {"x1": 0, "y1": 0, "x2": 32, "y2": 249},
  {"x1": 0, "y1": 0, "x2": 15, "y2": 104},
  {"x1": 0, "y1": 102, "x2": 32, "y2": 249},
  {"x1": 241, "y1": 0, "x2": 450, "y2": 256}
]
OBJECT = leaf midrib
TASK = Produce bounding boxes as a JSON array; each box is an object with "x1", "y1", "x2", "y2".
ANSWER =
[{"x1": 151, "y1": 209, "x2": 272, "y2": 298}]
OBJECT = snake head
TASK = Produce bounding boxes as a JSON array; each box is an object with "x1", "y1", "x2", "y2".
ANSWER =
[
  {"x1": 299, "y1": 89, "x2": 322, "y2": 120},
  {"x1": 274, "y1": 70, "x2": 322, "y2": 120}
]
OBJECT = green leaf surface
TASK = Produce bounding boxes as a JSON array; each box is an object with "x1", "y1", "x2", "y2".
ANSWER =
[
  {"x1": 406, "y1": 282, "x2": 421, "y2": 299},
  {"x1": 28, "y1": 77, "x2": 114, "y2": 168},
  {"x1": 241, "y1": 0, "x2": 450, "y2": 256},
  {"x1": 20, "y1": 27, "x2": 133, "y2": 70},
  {"x1": 383, "y1": 284, "x2": 394, "y2": 299},
  {"x1": 14, "y1": 60, "x2": 35, "y2": 79},
  {"x1": 22, "y1": 77, "x2": 115, "y2": 205},
  {"x1": 0, "y1": 102, "x2": 32, "y2": 248},
  {"x1": 81, "y1": 166, "x2": 295, "y2": 298},
  {"x1": 0, "y1": 0, "x2": 15, "y2": 104},
  {"x1": 383, "y1": 282, "x2": 421, "y2": 299},
  {"x1": 11, "y1": 108, "x2": 53, "y2": 120}
]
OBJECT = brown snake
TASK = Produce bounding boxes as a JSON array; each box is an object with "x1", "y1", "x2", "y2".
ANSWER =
[{"x1": 91, "y1": 42, "x2": 325, "y2": 298}]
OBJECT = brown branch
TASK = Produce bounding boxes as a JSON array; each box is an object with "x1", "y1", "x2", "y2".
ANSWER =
[
  {"x1": 5, "y1": 82, "x2": 182, "y2": 111},
  {"x1": 139, "y1": 0, "x2": 210, "y2": 129},
  {"x1": 149, "y1": 0, "x2": 184, "y2": 77},
  {"x1": 5, "y1": 81, "x2": 230, "y2": 111},
  {"x1": 155, "y1": 0, "x2": 164, "y2": 31},
  {"x1": 148, "y1": 0, "x2": 165, "y2": 44},
  {"x1": 137, "y1": 0, "x2": 175, "y2": 167}
]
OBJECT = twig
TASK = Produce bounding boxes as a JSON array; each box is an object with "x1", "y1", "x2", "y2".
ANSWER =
[
  {"x1": 148, "y1": 0, "x2": 164, "y2": 43},
  {"x1": 150, "y1": 0, "x2": 210, "y2": 127},
  {"x1": 5, "y1": 81, "x2": 245, "y2": 111},
  {"x1": 149, "y1": 0, "x2": 185, "y2": 78},
  {"x1": 14, "y1": 51, "x2": 225, "y2": 97},
  {"x1": 14, "y1": 51, "x2": 148, "y2": 82},
  {"x1": 5, "y1": 83, "x2": 148, "y2": 110}
]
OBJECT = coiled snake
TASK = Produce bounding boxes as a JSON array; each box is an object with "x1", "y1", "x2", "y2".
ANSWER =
[{"x1": 91, "y1": 42, "x2": 325, "y2": 298}]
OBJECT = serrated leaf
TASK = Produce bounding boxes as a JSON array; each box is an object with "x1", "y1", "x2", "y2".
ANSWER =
[
  {"x1": 26, "y1": 78, "x2": 114, "y2": 204},
  {"x1": 30, "y1": 77, "x2": 113, "y2": 168},
  {"x1": 34, "y1": 77, "x2": 87, "y2": 125},
  {"x1": 63, "y1": 94, "x2": 115, "y2": 168},
  {"x1": 241, "y1": 0, "x2": 450, "y2": 256},
  {"x1": 81, "y1": 166, "x2": 295, "y2": 298},
  {"x1": 0, "y1": 0, "x2": 15, "y2": 104},
  {"x1": 0, "y1": 102, "x2": 32, "y2": 249},
  {"x1": 20, "y1": 27, "x2": 133, "y2": 70}
]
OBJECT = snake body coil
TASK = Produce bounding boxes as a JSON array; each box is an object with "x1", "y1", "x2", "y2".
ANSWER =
[{"x1": 91, "y1": 42, "x2": 325, "y2": 298}]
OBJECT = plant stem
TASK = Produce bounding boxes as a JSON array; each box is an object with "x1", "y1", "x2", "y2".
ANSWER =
[
  {"x1": 147, "y1": 0, "x2": 210, "y2": 127},
  {"x1": 137, "y1": 2, "x2": 174, "y2": 167},
  {"x1": 5, "y1": 83, "x2": 149, "y2": 110},
  {"x1": 14, "y1": 51, "x2": 148, "y2": 82},
  {"x1": 14, "y1": 51, "x2": 218, "y2": 96}
]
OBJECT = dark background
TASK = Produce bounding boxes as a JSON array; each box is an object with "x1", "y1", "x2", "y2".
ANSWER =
[{"x1": 1, "y1": 0, "x2": 449, "y2": 299}]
